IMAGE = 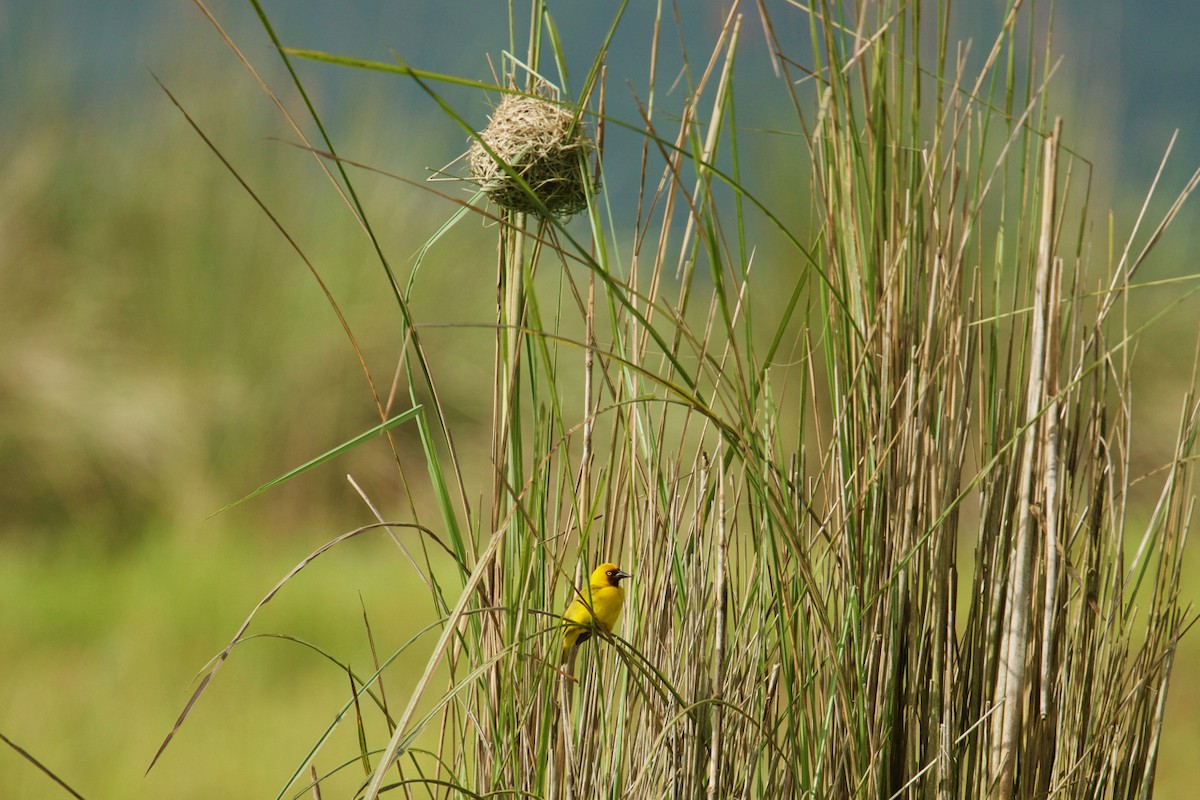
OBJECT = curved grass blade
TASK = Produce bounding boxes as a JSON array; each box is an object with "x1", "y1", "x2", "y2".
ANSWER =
[
  {"x1": 209, "y1": 406, "x2": 422, "y2": 518},
  {"x1": 0, "y1": 731, "x2": 88, "y2": 800}
]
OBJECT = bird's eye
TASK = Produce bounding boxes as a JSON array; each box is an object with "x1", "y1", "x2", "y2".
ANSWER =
[{"x1": 607, "y1": 570, "x2": 615, "y2": 576}]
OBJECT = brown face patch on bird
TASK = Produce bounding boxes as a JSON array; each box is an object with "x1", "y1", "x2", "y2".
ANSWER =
[{"x1": 605, "y1": 567, "x2": 631, "y2": 587}]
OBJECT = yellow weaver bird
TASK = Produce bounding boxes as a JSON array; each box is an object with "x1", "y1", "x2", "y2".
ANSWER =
[{"x1": 561, "y1": 563, "x2": 631, "y2": 662}]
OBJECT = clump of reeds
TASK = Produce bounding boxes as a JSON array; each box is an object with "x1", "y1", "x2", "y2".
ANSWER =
[{"x1": 145, "y1": 1, "x2": 1199, "y2": 799}]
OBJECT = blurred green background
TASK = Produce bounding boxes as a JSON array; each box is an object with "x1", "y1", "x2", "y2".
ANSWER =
[{"x1": 2, "y1": 1, "x2": 1198, "y2": 797}]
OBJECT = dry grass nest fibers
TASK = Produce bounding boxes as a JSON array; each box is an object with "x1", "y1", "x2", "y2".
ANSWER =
[{"x1": 468, "y1": 93, "x2": 595, "y2": 218}]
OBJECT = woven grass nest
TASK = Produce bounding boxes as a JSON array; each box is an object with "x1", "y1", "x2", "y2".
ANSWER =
[{"x1": 468, "y1": 92, "x2": 595, "y2": 218}]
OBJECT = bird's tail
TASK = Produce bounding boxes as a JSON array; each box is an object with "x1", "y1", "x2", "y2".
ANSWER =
[
  {"x1": 560, "y1": 643, "x2": 577, "y2": 669},
  {"x1": 560, "y1": 624, "x2": 591, "y2": 666}
]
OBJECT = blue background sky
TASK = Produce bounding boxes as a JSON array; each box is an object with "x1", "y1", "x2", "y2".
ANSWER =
[{"x1": 3, "y1": 0, "x2": 1198, "y2": 212}]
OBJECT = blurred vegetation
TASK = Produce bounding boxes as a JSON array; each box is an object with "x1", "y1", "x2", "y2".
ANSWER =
[
  {"x1": 2, "y1": 1, "x2": 1200, "y2": 798},
  {"x1": 0, "y1": 63, "x2": 497, "y2": 547},
  {"x1": 0, "y1": 34, "x2": 492, "y2": 797}
]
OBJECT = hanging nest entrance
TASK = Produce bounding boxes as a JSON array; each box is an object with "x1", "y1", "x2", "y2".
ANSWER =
[{"x1": 467, "y1": 92, "x2": 596, "y2": 218}]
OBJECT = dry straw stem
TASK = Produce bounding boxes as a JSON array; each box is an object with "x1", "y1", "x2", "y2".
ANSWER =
[
  {"x1": 468, "y1": 90, "x2": 596, "y2": 218},
  {"x1": 989, "y1": 117, "x2": 1064, "y2": 799}
]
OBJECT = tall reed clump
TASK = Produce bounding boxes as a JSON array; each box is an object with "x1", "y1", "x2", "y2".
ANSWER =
[{"x1": 152, "y1": 1, "x2": 1198, "y2": 798}]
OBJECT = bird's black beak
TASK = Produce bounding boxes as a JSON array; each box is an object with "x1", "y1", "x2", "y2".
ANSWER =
[{"x1": 615, "y1": 570, "x2": 632, "y2": 583}]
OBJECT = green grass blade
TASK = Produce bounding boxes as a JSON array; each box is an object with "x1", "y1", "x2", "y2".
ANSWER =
[{"x1": 211, "y1": 407, "x2": 423, "y2": 517}]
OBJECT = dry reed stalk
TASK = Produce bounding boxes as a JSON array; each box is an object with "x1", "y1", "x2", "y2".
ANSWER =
[
  {"x1": 706, "y1": 455, "x2": 728, "y2": 800},
  {"x1": 990, "y1": 117, "x2": 1063, "y2": 798}
]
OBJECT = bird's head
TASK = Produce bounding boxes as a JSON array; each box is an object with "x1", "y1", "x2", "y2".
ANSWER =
[{"x1": 590, "y1": 562, "x2": 632, "y2": 588}]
